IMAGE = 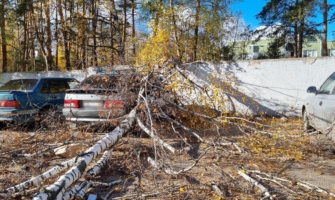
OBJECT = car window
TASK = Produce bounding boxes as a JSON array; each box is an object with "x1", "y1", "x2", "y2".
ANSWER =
[
  {"x1": 67, "y1": 79, "x2": 79, "y2": 89},
  {"x1": 0, "y1": 79, "x2": 38, "y2": 90},
  {"x1": 319, "y1": 73, "x2": 335, "y2": 94},
  {"x1": 50, "y1": 80, "x2": 68, "y2": 93},
  {"x1": 40, "y1": 81, "x2": 49, "y2": 93}
]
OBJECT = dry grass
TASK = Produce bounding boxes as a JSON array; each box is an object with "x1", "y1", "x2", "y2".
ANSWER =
[{"x1": 0, "y1": 116, "x2": 335, "y2": 199}]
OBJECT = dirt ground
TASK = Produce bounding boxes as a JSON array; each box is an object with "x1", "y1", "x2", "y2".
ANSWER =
[{"x1": 0, "y1": 117, "x2": 335, "y2": 200}]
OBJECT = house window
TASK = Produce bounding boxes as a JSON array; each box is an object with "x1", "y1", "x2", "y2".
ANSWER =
[
  {"x1": 328, "y1": 49, "x2": 335, "y2": 56},
  {"x1": 250, "y1": 45, "x2": 259, "y2": 53},
  {"x1": 303, "y1": 50, "x2": 317, "y2": 57}
]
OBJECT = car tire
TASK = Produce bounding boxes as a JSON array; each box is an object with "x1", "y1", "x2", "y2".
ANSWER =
[{"x1": 303, "y1": 110, "x2": 312, "y2": 132}]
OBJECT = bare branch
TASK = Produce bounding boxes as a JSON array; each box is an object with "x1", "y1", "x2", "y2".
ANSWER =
[
  {"x1": 136, "y1": 116, "x2": 176, "y2": 153},
  {"x1": 211, "y1": 181, "x2": 223, "y2": 197},
  {"x1": 238, "y1": 169, "x2": 272, "y2": 200}
]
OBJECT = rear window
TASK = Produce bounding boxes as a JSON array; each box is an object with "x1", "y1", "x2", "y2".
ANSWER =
[
  {"x1": 0, "y1": 79, "x2": 38, "y2": 90},
  {"x1": 75, "y1": 75, "x2": 118, "y2": 89},
  {"x1": 67, "y1": 79, "x2": 79, "y2": 88}
]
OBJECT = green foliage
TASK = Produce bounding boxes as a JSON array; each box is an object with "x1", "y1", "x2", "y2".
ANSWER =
[
  {"x1": 267, "y1": 38, "x2": 286, "y2": 59},
  {"x1": 221, "y1": 45, "x2": 235, "y2": 61},
  {"x1": 256, "y1": 0, "x2": 322, "y2": 57}
]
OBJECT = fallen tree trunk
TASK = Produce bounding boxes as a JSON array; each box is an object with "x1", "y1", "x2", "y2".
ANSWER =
[
  {"x1": 86, "y1": 148, "x2": 113, "y2": 177},
  {"x1": 63, "y1": 181, "x2": 91, "y2": 200},
  {"x1": 32, "y1": 107, "x2": 138, "y2": 200},
  {"x1": 1, "y1": 157, "x2": 76, "y2": 196}
]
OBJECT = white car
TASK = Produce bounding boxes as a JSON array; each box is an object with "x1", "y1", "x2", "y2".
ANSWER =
[
  {"x1": 302, "y1": 72, "x2": 335, "y2": 140},
  {"x1": 62, "y1": 67, "x2": 139, "y2": 130}
]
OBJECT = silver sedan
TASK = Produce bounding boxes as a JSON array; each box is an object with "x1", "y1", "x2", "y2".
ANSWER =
[{"x1": 62, "y1": 74, "x2": 137, "y2": 126}]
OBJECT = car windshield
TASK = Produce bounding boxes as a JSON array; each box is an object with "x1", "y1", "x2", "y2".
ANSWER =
[
  {"x1": 0, "y1": 79, "x2": 38, "y2": 90},
  {"x1": 75, "y1": 75, "x2": 118, "y2": 89}
]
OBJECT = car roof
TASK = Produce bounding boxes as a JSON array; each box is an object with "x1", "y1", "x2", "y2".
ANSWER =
[{"x1": 13, "y1": 77, "x2": 76, "y2": 80}]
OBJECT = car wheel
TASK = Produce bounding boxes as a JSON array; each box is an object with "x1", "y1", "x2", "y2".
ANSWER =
[{"x1": 303, "y1": 111, "x2": 312, "y2": 132}]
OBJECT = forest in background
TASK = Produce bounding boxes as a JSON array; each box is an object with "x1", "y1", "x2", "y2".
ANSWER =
[{"x1": 0, "y1": 0, "x2": 334, "y2": 72}]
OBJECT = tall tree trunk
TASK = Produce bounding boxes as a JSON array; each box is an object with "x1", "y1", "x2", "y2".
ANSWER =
[
  {"x1": 91, "y1": 0, "x2": 97, "y2": 67},
  {"x1": 111, "y1": 0, "x2": 124, "y2": 64},
  {"x1": 57, "y1": 0, "x2": 71, "y2": 70},
  {"x1": 294, "y1": 21, "x2": 298, "y2": 58},
  {"x1": 293, "y1": 0, "x2": 299, "y2": 58},
  {"x1": 28, "y1": 13, "x2": 36, "y2": 70},
  {"x1": 33, "y1": 0, "x2": 49, "y2": 71},
  {"x1": 44, "y1": 0, "x2": 53, "y2": 70},
  {"x1": 0, "y1": 0, "x2": 7, "y2": 72},
  {"x1": 193, "y1": 0, "x2": 200, "y2": 62},
  {"x1": 131, "y1": 0, "x2": 135, "y2": 57},
  {"x1": 322, "y1": 0, "x2": 328, "y2": 56},
  {"x1": 169, "y1": 0, "x2": 181, "y2": 61},
  {"x1": 110, "y1": 10, "x2": 114, "y2": 66},
  {"x1": 153, "y1": 0, "x2": 163, "y2": 36},
  {"x1": 22, "y1": 12, "x2": 27, "y2": 71},
  {"x1": 81, "y1": 0, "x2": 87, "y2": 69},
  {"x1": 68, "y1": 0, "x2": 74, "y2": 69},
  {"x1": 55, "y1": 5, "x2": 58, "y2": 69},
  {"x1": 121, "y1": 0, "x2": 127, "y2": 64},
  {"x1": 298, "y1": 0, "x2": 304, "y2": 57}
]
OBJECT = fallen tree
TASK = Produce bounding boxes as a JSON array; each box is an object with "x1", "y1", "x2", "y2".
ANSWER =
[{"x1": 0, "y1": 62, "x2": 335, "y2": 200}]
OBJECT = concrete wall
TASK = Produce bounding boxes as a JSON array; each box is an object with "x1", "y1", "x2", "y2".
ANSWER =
[
  {"x1": 183, "y1": 57, "x2": 335, "y2": 117},
  {"x1": 233, "y1": 57, "x2": 335, "y2": 116},
  {"x1": 1, "y1": 57, "x2": 335, "y2": 117}
]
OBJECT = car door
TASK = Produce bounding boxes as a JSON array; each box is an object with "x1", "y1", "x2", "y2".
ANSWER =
[
  {"x1": 48, "y1": 80, "x2": 70, "y2": 110},
  {"x1": 313, "y1": 72, "x2": 335, "y2": 132},
  {"x1": 39, "y1": 79, "x2": 69, "y2": 110}
]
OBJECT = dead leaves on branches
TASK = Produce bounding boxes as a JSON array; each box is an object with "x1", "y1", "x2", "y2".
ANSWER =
[{"x1": 0, "y1": 67, "x2": 335, "y2": 199}]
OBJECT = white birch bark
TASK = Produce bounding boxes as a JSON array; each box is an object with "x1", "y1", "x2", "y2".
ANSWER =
[
  {"x1": 86, "y1": 148, "x2": 113, "y2": 177},
  {"x1": 297, "y1": 181, "x2": 335, "y2": 197},
  {"x1": 136, "y1": 117, "x2": 176, "y2": 153},
  {"x1": 147, "y1": 157, "x2": 160, "y2": 169},
  {"x1": 1, "y1": 157, "x2": 76, "y2": 197},
  {"x1": 238, "y1": 170, "x2": 272, "y2": 200},
  {"x1": 211, "y1": 182, "x2": 223, "y2": 197},
  {"x1": 73, "y1": 181, "x2": 91, "y2": 199},
  {"x1": 63, "y1": 181, "x2": 91, "y2": 200},
  {"x1": 32, "y1": 107, "x2": 138, "y2": 200},
  {"x1": 250, "y1": 169, "x2": 335, "y2": 197}
]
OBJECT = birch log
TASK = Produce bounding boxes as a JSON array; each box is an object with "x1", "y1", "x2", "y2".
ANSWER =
[
  {"x1": 32, "y1": 107, "x2": 138, "y2": 200},
  {"x1": 73, "y1": 181, "x2": 91, "y2": 200},
  {"x1": 86, "y1": 148, "x2": 113, "y2": 177},
  {"x1": 63, "y1": 181, "x2": 91, "y2": 200},
  {"x1": 0, "y1": 157, "x2": 76, "y2": 197},
  {"x1": 238, "y1": 170, "x2": 272, "y2": 200}
]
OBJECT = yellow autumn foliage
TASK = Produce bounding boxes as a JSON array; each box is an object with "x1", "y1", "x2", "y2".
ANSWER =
[
  {"x1": 136, "y1": 30, "x2": 175, "y2": 69},
  {"x1": 55, "y1": 44, "x2": 67, "y2": 71}
]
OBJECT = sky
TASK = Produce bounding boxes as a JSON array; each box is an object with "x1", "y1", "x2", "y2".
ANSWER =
[{"x1": 232, "y1": 0, "x2": 335, "y2": 40}]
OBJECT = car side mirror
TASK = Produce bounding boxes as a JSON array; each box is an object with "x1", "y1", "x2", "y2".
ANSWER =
[{"x1": 307, "y1": 86, "x2": 317, "y2": 94}]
